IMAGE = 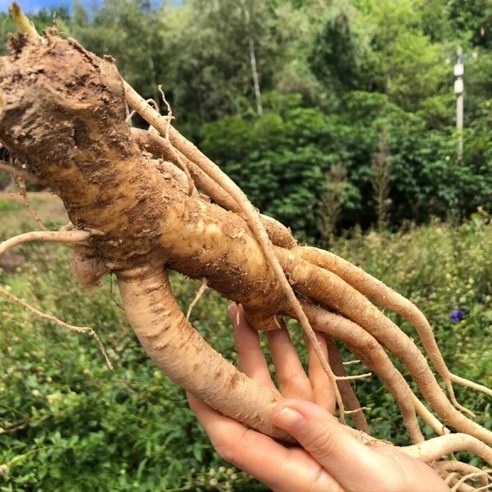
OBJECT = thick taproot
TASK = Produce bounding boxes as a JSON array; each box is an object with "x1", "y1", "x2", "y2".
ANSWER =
[
  {"x1": 0, "y1": 34, "x2": 286, "y2": 317},
  {"x1": 118, "y1": 266, "x2": 290, "y2": 440}
]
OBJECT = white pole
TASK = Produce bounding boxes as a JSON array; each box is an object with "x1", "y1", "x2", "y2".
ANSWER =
[
  {"x1": 454, "y1": 48, "x2": 464, "y2": 161},
  {"x1": 456, "y1": 92, "x2": 463, "y2": 160}
]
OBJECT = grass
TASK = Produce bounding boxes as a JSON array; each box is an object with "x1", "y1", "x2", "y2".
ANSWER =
[
  {"x1": 0, "y1": 199, "x2": 23, "y2": 212},
  {"x1": 0, "y1": 192, "x2": 68, "y2": 238}
]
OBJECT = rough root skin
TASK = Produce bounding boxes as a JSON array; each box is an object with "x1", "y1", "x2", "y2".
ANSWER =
[{"x1": 0, "y1": 32, "x2": 490, "y2": 489}]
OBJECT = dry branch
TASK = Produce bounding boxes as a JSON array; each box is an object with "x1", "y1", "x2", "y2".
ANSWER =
[{"x1": 0, "y1": 285, "x2": 112, "y2": 369}]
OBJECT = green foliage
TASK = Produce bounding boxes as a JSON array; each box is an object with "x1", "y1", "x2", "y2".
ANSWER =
[
  {"x1": 200, "y1": 89, "x2": 490, "y2": 239},
  {"x1": 330, "y1": 215, "x2": 492, "y2": 442},
  {"x1": 338, "y1": 90, "x2": 490, "y2": 227},
  {"x1": 144, "y1": 0, "x2": 287, "y2": 122},
  {"x1": 0, "y1": 200, "x2": 21, "y2": 212},
  {"x1": 447, "y1": 0, "x2": 492, "y2": 48},
  {"x1": 0, "y1": 243, "x2": 266, "y2": 491},
  {"x1": 353, "y1": 0, "x2": 450, "y2": 110},
  {"x1": 463, "y1": 50, "x2": 492, "y2": 122},
  {"x1": 200, "y1": 96, "x2": 337, "y2": 241},
  {"x1": 309, "y1": 9, "x2": 380, "y2": 101}
]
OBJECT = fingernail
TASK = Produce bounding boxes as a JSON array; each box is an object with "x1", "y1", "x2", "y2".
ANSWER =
[{"x1": 272, "y1": 406, "x2": 305, "y2": 431}]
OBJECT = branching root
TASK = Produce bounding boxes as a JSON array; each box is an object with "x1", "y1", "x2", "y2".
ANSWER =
[
  {"x1": 0, "y1": 30, "x2": 490, "y2": 489},
  {"x1": 0, "y1": 230, "x2": 90, "y2": 256},
  {"x1": 300, "y1": 247, "x2": 489, "y2": 405},
  {"x1": 436, "y1": 462, "x2": 490, "y2": 490},
  {"x1": 122, "y1": 85, "x2": 492, "y2": 480},
  {"x1": 124, "y1": 82, "x2": 346, "y2": 420},
  {"x1": 403, "y1": 434, "x2": 492, "y2": 464},
  {"x1": 186, "y1": 277, "x2": 208, "y2": 321}
]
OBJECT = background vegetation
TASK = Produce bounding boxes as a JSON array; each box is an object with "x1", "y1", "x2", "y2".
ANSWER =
[{"x1": 0, "y1": 0, "x2": 491, "y2": 490}]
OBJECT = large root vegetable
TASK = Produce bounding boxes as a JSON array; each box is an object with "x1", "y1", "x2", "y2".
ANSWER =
[{"x1": 0, "y1": 27, "x2": 490, "y2": 490}]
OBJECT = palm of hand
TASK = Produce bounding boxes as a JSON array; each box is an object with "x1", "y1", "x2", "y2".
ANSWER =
[{"x1": 188, "y1": 304, "x2": 449, "y2": 492}]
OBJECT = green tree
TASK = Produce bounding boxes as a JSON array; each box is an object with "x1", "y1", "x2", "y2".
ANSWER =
[
  {"x1": 351, "y1": 0, "x2": 449, "y2": 111},
  {"x1": 164, "y1": 0, "x2": 282, "y2": 123},
  {"x1": 417, "y1": 0, "x2": 454, "y2": 42},
  {"x1": 200, "y1": 93, "x2": 339, "y2": 241},
  {"x1": 460, "y1": 48, "x2": 492, "y2": 123},
  {"x1": 309, "y1": 7, "x2": 381, "y2": 103},
  {"x1": 447, "y1": 0, "x2": 492, "y2": 48},
  {"x1": 70, "y1": 0, "x2": 171, "y2": 102},
  {"x1": 268, "y1": 0, "x2": 337, "y2": 106}
]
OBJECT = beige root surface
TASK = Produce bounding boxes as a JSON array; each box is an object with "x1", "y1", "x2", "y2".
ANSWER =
[{"x1": 0, "y1": 32, "x2": 490, "y2": 490}]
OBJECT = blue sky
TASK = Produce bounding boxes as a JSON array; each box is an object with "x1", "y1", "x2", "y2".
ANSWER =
[
  {"x1": 0, "y1": 0, "x2": 79, "y2": 14},
  {"x1": 0, "y1": 0, "x2": 182, "y2": 14}
]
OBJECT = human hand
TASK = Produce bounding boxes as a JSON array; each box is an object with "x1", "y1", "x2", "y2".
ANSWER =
[{"x1": 187, "y1": 304, "x2": 449, "y2": 492}]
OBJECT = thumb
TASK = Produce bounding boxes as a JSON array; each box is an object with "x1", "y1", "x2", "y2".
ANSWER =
[
  {"x1": 271, "y1": 400, "x2": 449, "y2": 492},
  {"x1": 271, "y1": 399, "x2": 382, "y2": 490}
]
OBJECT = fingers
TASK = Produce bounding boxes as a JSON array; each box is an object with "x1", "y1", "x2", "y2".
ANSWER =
[
  {"x1": 229, "y1": 304, "x2": 274, "y2": 389},
  {"x1": 231, "y1": 304, "x2": 333, "y2": 410},
  {"x1": 187, "y1": 393, "x2": 342, "y2": 492},
  {"x1": 268, "y1": 324, "x2": 333, "y2": 410},
  {"x1": 271, "y1": 399, "x2": 449, "y2": 492},
  {"x1": 267, "y1": 326, "x2": 313, "y2": 400}
]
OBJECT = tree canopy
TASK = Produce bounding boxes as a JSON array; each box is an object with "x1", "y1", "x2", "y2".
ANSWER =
[{"x1": 0, "y1": 0, "x2": 490, "y2": 238}]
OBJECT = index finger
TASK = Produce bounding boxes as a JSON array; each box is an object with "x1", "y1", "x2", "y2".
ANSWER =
[{"x1": 229, "y1": 304, "x2": 275, "y2": 389}]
